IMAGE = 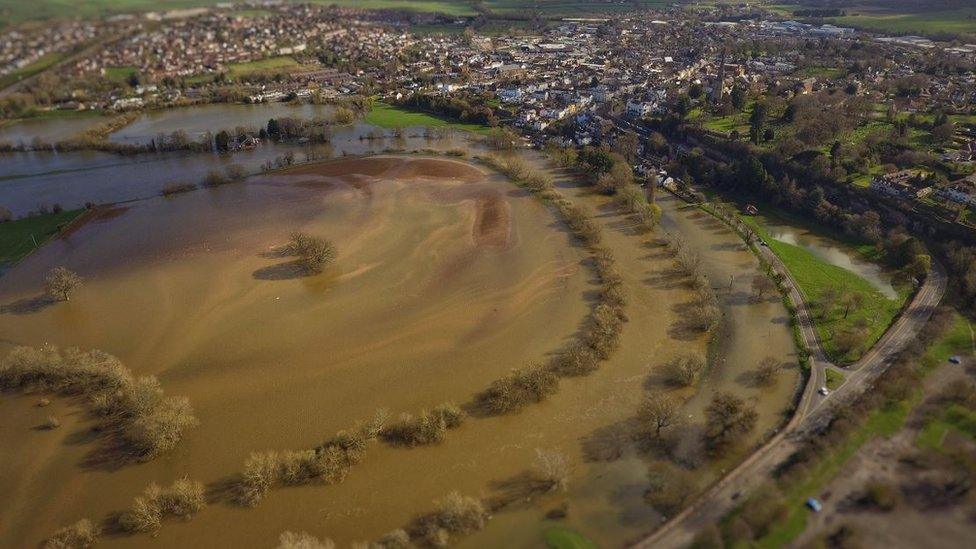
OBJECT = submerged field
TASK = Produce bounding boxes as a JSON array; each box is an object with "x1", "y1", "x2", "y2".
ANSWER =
[{"x1": 0, "y1": 153, "x2": 800, "y2": 547}]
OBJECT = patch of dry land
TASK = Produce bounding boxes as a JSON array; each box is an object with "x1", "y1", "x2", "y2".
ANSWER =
[{"x1": 0, "y1": 154, "x2": 799, "y2": 547}]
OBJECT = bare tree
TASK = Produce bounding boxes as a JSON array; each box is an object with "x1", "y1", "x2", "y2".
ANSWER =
[
  {"x1": 754, "y1": 357, "x2": 780, "y2": 386},
  {"x1": 841, "y1": 291, "x2": 864, "y2": 319},
  {"x1": 817, "y1": 287, "x2": 840, "y2": 319},
  {"x1": 704, "y1": 391, "x2": 757, "y2": 451},
  {"x1": 751, "y1": 274, "x2": 775, "y2": 300},
  {"x1": 287, "y1": 232, "x2": 337, "y2": 273},
  {"x1": 637, "y1": 394, "x2": 680, "y2": 438},
  {"x1": 44, "y1": 266, "x2": 83, "y2": 301}
]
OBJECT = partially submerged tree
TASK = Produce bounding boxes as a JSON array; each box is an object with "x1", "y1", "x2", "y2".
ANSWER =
[
  {"x1": 754, "y1": 357, "x2": 780, "y2": 386},
  {"x1": 287, "y1": 232, "x2": 337, "y2": 273},
  {"x1": 44, "y1": 266, "x2": 83, "y2": 301},
  {"x1": 663, "y1": 354, "x2": 706, "y2": 386},
  {"x1": 637, "y1": 394, "x2": 680, "y2": 439},
  {"x1": 704, "y1": 391, "x2": 758, "y2": 451}
]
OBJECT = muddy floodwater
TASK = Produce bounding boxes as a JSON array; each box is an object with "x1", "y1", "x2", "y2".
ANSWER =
[
  {"x1": 0, "y1": 115, "x2": 106, "y2": 145},
  {"x1": 109, "y1": 103, "x2": 339, "y2": 145},
  {"x1": 0, "y1": 154, "x2": 799, "y2": 547}
]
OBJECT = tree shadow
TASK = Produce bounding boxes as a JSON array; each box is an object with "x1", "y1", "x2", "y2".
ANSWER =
[
  {"x1": 252, "y1": 261, "x2": 312, "y2": 281},
  {"x1": 1, "y1": 294, "x2": 56, "y2": 315},
  {"x1": 581, "y1": 419, "x2": 635, "y2": 463},
  {"x1": 668, "y1": 301, "x2": 707, "y2": 341}
]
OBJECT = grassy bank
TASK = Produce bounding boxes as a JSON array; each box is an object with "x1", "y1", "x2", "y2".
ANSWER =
[
  {"x1": 0, "y1": 209, "x2": 85, "y2": 266},
  {"x1": 365, "y1": 101, "x2": 492, "y2": 134},
  {"x1": 740, "y1": 214, "x2": 907, "y2": 364}
]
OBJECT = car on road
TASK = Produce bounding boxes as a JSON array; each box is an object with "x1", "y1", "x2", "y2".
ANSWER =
[
  {"x1": 949, "y1": 355, "x2": 962, "y2": 364},
  {"x1": 806, "y1": 497, "x2": 823, "y2": 512},
  {"x1": 818, "y1": 386, "x2": 830, "y2": 396}
]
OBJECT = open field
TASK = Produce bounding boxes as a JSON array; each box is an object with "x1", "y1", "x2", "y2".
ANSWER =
[
  {"x1": 227, "y1": 55, "x2": 299, "y2": 78},
  {"x1": 0, "y1": 209, "x2": 84, "y2": 266},
  {"x1": 826, "y1": 8, "x2": 976, "y2": 38},
  {"x1": 0, "y1": 51, "x2": 68, "y2": 89},
  {"x1": 365, "y1": 101, "x2": 492, "y2": 133}
]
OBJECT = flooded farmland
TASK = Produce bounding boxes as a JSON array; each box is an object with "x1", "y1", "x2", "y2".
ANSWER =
[{"x1": 0, "y1": 152, "x2": 800, "y2": 547}]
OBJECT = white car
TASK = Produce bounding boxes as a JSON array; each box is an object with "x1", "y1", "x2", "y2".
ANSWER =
[{"x1": 818, "y1": 386, "x2": 830, "y2": 396}]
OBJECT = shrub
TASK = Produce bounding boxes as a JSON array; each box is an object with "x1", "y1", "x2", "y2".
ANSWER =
[
  {"x1": 381, "y1": 403, "x2": 464, "y2": 447},
  {"x1": 584, "y1": 303, "x2": 622, "y2": 358},
  {"x1": 202, "y1": 170, "x2": 229, "y2": 187},
  {"x1": 372, "y1": 529, "x2": 411, "y2": 548},
  {"x1": 858, "y1": 480, "x2": 900, "y2": 511},
  {"x1": 663, "y1": 354, "x2": 706, "y2": 387},
  {"x1": 531, "y1": 449, "x2": 569, "y2": 492},
  {"x1": 118, "y1": 478, "x2": 206, "y2": 533},
  {"x1": 44, "y1": 519, "x2": 100, "y2": 549},
  {"x1": 411, "y1": 492, "x2": 489, "y2": 545},
  {"x1": 277, "y1": 531, "x2": 336, "y2": 549},
  {"x1": 477, "y1": 366, "x2": 558, "y2": 415},
  {"x1": 549, "y1": 343, "x2": 600, "y2": 376},
  {"x1": 160, "y1": 182, "x2": 197, "y2": 196},
  {"x1": 235, "y1": 415, "x2": 383, "y2": 506}
]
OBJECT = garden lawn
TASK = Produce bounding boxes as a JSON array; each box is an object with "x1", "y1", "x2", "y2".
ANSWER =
[
  {"x1": 0, "y1": 209, "x2": 85, "y2": 266},
  {"x1": 365, "y1": 102, "x2": 491, "y2": 133},
  {"x1": 742, "y1": 215, "x2": 908, "y2": 363}
]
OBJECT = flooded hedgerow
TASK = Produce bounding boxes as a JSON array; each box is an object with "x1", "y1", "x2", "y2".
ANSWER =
[{"x1": 0, "y1": 345, "x2": 197, "y2": 461}]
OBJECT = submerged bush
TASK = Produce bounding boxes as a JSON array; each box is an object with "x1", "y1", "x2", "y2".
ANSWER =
[
  {"x1": 0, "y1": 345, "x2": 196, "y2": 460},
  {"x1": 663, "y1": 354, "x2": 707, "y2": 387},
  {"x1": 381, "y1": 402, "x2": 465, "y2": 447},
  {"x1": 118, "y1": 478, "x2": 206, "y2": 533},
  {"x1": 549, "y1": 343, "x2": 600, "y2": 376},
  {"x1": 235, "y1": 412, "x2": 385, "y2": 506},
  {"x1": 44, "y1": 519, "x2": 100, "y2": 549},
  {"x1": 410, "y1": 491, "x2": 490, "y2": 546},
  {"x1": 476, "y1": 366, "x2": 558, "y2": 415},
  {"x1": 277, "y1": 531, "x2": 336, "y2": 549},
  {"x1": 287, "y1": 232, "x2": 337, "y2": 273}
]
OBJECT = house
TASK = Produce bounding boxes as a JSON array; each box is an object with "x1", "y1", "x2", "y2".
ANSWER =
[
  {"x1": 870, "y1": 170, "x2": 925, "y2": 200},
  {"x1": 935, "y1": 177, "x2": 976, "y2": 206},
  {"x1": 626, "y1": 100, "x2": 654, "y2": 118}
]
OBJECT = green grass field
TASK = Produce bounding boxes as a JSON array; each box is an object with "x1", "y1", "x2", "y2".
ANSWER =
[
  {"x1": 104, "y1": 66, "x2": 138, "y2": 83},
  {"x1": 0, "y1": 51, "x2": 68, "y2": 89},
  {"x1": 0, "y1": 209, "x2": 85, "y2": 266},
  {"x1": 227, "y1": 56, "x2": 299, "y2": 78},
  {"x1": 742, "y1": 213, "x2": 907, "y2": 363},
  {"x1": 826, "y1": 8, "x2": 976, "y2": 38},
  {"x1": 365, "y1": 101, "x2": 492, "y2": 133},
  {"x1": 544, "y1": 527, "x2": 598, "y2": 549}
]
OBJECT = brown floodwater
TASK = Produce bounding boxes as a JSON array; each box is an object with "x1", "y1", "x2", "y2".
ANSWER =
[{"x1": 0, "y1": 154, "x2": 798, "y2": 548}]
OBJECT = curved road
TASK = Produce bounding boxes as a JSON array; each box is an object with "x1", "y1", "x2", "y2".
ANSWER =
[{"x1": 634, "y1": 207, "x2": 948, "y2": 548}]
